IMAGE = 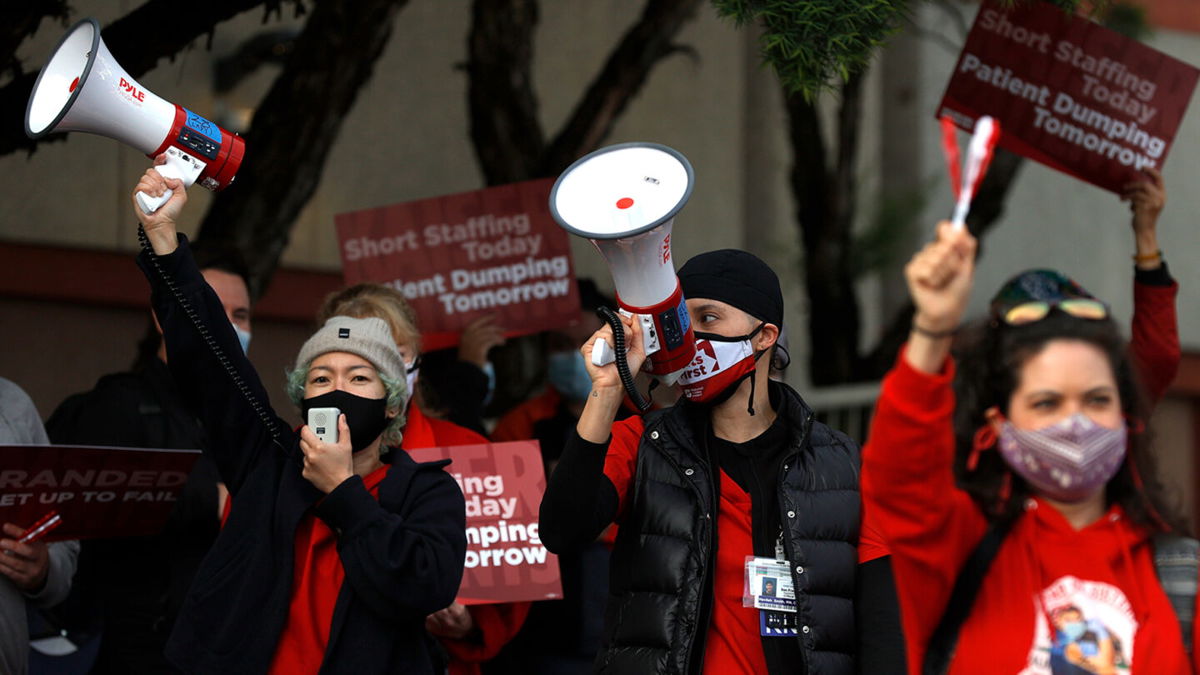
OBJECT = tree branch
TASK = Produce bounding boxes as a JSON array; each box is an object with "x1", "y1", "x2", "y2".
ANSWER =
[
  {"x1": 0, "y1": 3, "x2": 70, "y2": 80},
  {"x1": 539, "y1": 0, "x2": 704, "y2": 175},
  {"x1": 0, "y1": 0, "x2": 295, "y2": 158},
  {"x1": 466, "y1": 0, "x2": 544, "y2": 185},
  {"x1": 195, "y1": 0, "x2": 410, "y2": 299}
]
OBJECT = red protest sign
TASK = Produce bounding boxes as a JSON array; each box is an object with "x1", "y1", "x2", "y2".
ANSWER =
[
  {"x1": 938, "y1": 0, "x2": 1199, "y2": 193},
  {"x1": 336, "y1": 179, "x2": 580, "y2": 351},
  {"x1": 407, "y1": 440, "x2": 562, "y2": 605},
  {"x1": 0, "y1": 445, "x2": 201, "y2": 541}
]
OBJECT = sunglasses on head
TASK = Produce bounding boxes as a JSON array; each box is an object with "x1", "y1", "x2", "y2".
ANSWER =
[{"x1": 995, "y1": 298, "x2": 1109, "y2": 326}]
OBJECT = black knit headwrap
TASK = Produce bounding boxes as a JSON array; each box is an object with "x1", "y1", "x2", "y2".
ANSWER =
[{"x1": 678, "y1": 249, "x2": 783, "y2": 327}]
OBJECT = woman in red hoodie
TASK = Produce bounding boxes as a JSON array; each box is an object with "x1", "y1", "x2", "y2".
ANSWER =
[
  {"x1": 862, "y1": 213, "x2": 1195, "y2": 675},
  {"x1": 318, "y1": 284, "x2": 529, "y2": 675}
]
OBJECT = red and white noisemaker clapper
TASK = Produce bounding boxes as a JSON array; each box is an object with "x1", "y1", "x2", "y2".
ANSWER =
[
  {"x1": 941, "y1": 115, "x2": 1001, "y2": 229},
  {"x1": 25, "y1": 18, "x2": 245, "y2": 214},
  {"x1": 549, "y1": 142, "x2": 697, "y2": 384}
]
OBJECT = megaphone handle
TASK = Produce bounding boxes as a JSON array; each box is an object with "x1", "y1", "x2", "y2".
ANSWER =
[
  {"x1": 136, "y1": 146, "x2": 207, "y2": 215},
  {"x1": 595, "y1": 307, "x2": 651, "y2": 413},
  {"x1": 136, "y1": 162, "x2": 186, "y2": 215},
  {"x1": 592, "y1": 337, "x2": 616, "y2": 367}
]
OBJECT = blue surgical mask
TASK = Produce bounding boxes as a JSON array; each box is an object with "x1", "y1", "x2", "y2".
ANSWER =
[
  {"x1": 234, "y1": 325, "x2": 252, "y2": 355},
  {"x1": 1062, "y1": 620, "x2": 1087, "y2": 641},
  {"x1": 547, "y1": 351, "x2": 591, "y2": 402},
  {"x1": 481, "y1": 361, "x2": 496, "y2": 406}
]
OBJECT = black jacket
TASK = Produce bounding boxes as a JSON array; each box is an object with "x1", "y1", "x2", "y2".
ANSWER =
[
  {"x1": 138, "y1": 236, "x2": 467, "y2": 674},
  {"x1": 46, "y1": 357, "x2": 219, "y2": 674},
  {"x1": 541, "y1": 383, "x2": 861, "y2": 675}
]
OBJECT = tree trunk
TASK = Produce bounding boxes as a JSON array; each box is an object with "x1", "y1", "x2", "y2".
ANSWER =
[
  {"x1": 465, "y1": 0, "x2": 703, "y2": 411},
  {"x1": 466, "y1": 0, "x2": 704, "y2": 186},
  {"x1": 467, "y1": 0, "x2": 545, "y2": 185},
  {"x1": 0, "y1": 0, "x2": 288, "y2": 157},
  {"x1": 787, "y1": 72, "x2": 867, "y2": 386},
  {"x1": 0, "y1": 3, "x2": 70, "y2": 79},
  {"x1": 196, "y1": 0, "x2": 409, "y2": 299},
  {"x1": 538, "y1": 0, "x2": 704, "y2": 176}
]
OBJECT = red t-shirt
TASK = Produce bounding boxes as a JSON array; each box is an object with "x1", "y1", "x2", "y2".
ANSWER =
[
  {"x1": 402, "y1": 403, "x2": 488, "y2": 449},
  {"x1": 267, "y1": 463, "x2": 390, "y2": 675},
  {"x1": 604, "y1": 414, "x2": 887, "y2": 673}
]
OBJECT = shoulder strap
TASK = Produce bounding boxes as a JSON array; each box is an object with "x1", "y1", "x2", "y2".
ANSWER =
[
  {"x1": 922, "y1": 517, "x2": 1017, "y2": 675},
  {"x1": 1153, "y1": 532, "x2": 1200, "y2": 654}
]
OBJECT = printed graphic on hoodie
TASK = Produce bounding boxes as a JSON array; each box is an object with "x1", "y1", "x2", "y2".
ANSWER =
[{"x1": 1020, "y1": 576, "x2": 1137, "y2": 675}]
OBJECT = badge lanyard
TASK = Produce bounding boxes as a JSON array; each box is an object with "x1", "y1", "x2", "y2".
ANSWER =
[
  {"x1": 940, "y1": 115, "x2": 1001, "y2": 230},
  {"x1": 745, "y1": 529, "x2": 799, "y2": 637}
]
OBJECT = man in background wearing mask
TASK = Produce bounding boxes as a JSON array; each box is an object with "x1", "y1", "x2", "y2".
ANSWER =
[
  {"x1": 539, "y1": 250, "x2": 891, "y2": 675},
  {"x1": 43, "y1": 248, "x2": 252, "y2": 674}
]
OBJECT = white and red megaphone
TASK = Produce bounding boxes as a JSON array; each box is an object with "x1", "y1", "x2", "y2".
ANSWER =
[
  {"x1": 550, "y1": 142, "x2": 696, "y2": 385},
  {"x1": 25, "y1": 18, "x2": 245, "y2": 214}
]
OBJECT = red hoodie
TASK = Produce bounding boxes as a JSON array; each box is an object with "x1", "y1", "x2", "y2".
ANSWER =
[{"x1": 862, "y1": 280, "x2": 1194, "y2": 675}]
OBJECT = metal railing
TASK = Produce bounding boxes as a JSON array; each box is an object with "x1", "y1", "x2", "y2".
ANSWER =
[{"x1": 801, "y1": 382, "x2": 882, "y2": 444}]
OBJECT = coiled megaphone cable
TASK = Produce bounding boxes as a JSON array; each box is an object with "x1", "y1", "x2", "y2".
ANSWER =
[{"x1": 596, "y1": 307, "x2": 652, "y2": 413}]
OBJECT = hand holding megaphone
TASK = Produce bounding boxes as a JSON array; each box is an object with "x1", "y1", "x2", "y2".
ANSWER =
[
  {"x1": 582, "y1": 311, "x2": 647, "y2": 390},
  {"x1": 132, "y1": 155, "x2": 187, "y2": 256},
  {"x1": 135, "y1": 147, "x2": 205, "y2": 215}
]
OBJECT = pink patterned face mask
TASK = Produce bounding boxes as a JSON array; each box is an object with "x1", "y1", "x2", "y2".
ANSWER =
[{"x1": 997, "y1": 413, "x2": 1127, "y2": 503}]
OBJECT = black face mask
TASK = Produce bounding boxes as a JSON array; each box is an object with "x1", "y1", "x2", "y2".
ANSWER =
[{"x1": 301, "y1": 390, "x2": 390, "y2": 453}]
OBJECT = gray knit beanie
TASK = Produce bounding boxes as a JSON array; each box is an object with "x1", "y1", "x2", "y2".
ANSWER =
[{"x1": 294, "y1": 316, "x2": 404, "y2": 381}]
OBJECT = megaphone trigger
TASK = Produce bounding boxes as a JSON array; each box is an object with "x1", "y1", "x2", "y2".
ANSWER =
[
  {"x1": 135, "y1": 147, "x2": 204, "y2": 214},
  {"x1": 591, "y1": 337, "x2": 616, "y2": 367}
]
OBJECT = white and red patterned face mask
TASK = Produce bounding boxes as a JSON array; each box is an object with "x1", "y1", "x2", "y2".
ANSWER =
[
  {"x1": 997, "y1": 413, "x2": 1127, "y2": 503},
  {"x1": 677, "y1": 323, "x2": 765, "y2": 404}
]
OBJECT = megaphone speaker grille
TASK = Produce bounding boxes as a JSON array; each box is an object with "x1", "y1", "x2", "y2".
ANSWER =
[
  {"x1": 26, "y1": 18, "x2": 99, "y2": 138},
  {"x1": 550, "y1": 142, "x2": 694, "y2": 240}
]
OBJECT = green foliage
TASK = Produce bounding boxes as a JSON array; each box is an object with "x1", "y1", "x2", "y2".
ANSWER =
[
  {"x1": 852, "y1": 179, "x2": 934, "y2": 278},
  {"x1": 712, "y1": 0, "x2": 1129, "y2": 97},
  {"x1": 1100, "y1": 2, "x2": 1150, "y2": 40},
  {"x1": 711, "y1": 0, "x2": 909, "y2": 98}
]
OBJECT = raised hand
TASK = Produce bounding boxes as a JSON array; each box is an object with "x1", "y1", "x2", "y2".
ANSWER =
[
  {"x1": 904, "y1": 221, "x2": 977, "y2": 373},
  {"x1": 132, "y1": 154, "x2": 188, "y2": 256},
  {"x1": 581, "y1": 312, "x2": 646, "y2": 393},
  {"x1": 1120, "y1": 167, "x2": 1165, "y2": 269},
  {"x1": 576, "y1": 312, "x2": 645, "y2": 442},
  {"x1": 457, "y1": 314, "x2": 506, "y2": 368}
]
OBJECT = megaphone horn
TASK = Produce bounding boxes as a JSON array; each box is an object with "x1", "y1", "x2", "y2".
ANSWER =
[
  {"x1": 25, "y1": 18, "x2": 245, "y2": 214},
  {"x1": 550, "y1": 142, "x2": 696, "y2": 384}
]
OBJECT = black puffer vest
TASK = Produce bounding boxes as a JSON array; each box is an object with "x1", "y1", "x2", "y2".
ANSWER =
[{"x1": 596, "y1": 383, "x2": 861, "y2": 674}]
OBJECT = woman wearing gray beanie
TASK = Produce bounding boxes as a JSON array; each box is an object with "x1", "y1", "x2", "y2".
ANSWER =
[{"x1": 130, "y1": 162, "x2": 467, "y2": 674}]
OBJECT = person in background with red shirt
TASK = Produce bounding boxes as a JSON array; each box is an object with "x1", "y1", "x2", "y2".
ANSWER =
[
  {"x1": 540, "y1": 249, "x2": 895, "y2": 675},
  {"x1": 318, "y1": 283, "x2": 530, "y2": 675},
  {"x1": 132, "y1": 162, "x2": 466, "y2": 674},
  {"x1": 862, "y1": 191, "x2": 1193, "y2": 675}
]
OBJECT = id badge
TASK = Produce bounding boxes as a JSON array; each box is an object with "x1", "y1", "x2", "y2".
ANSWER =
[
  {"x1": 760, "y1": 609, "x2": 799, "y2": 637},
  {"x1": 743, "y1": 556, "x2": 796, "y2": 613}
]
